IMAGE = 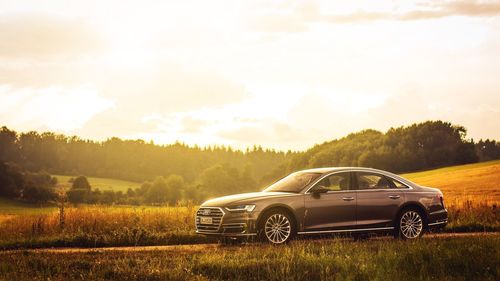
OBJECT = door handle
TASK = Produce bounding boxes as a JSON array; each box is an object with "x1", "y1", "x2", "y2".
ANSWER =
[
  {"x1": 342, "y1": 197, "x2": 355, "y2": 201},
  {"x1": 388, "y1": 195, "x2": 400, "y2": 199}
]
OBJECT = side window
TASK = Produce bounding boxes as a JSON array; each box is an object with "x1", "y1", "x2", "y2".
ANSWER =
[
  {"x1": 388, "y1": 178, "x2": 409, "y2": 189},
  {"x1": 311, "y1": 172, "x2": 351, "y2": 192},
  {"x1": 356, "y1": 172, "x2": 392, "y2": 190}
]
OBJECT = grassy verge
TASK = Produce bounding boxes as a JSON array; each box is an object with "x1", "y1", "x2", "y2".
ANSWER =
[{"x1": 0, "y1": 235, "x2": 498, "y2": 281}]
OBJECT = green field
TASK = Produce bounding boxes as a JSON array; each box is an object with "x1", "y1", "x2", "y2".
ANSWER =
[
  {"x1": 0, "y1": 175, "x2": 141, "y2": 216},
  {"x1": 0, "y1": 198, "x2": 56, "y2": 216},
  {"x1": 54, "y1": 175, "x2": 141, "y2": 193},
  {"x1": 0, "y1": 235, "x2": 497, "y2": 281}
]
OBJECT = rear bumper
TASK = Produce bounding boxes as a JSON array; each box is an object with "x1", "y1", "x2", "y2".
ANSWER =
[{"x1": 427, "y1": 208, "x2": 448, "y2": 229}]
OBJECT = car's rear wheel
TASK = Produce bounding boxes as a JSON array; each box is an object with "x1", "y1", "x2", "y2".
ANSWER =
[
  {"x1": 396, "y1": 209, "x2": 424, "y2": 239},
  {"x1": 260, "y1": 211, "x2": 295, "y2": 244}
]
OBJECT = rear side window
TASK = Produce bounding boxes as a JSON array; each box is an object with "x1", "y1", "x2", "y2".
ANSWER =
[
  {"x1": 355, "y1": 172, "x2": 391, "y2": 190},
  {"x1": 388, "y1": 178, "x2": 410, "y2": 189}
]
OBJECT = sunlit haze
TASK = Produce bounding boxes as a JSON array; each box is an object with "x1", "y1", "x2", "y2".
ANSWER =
[{"x1": 1, "y1": 0, "x2": 499, "y2": 150}]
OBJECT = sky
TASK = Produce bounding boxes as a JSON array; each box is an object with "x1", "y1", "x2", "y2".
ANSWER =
[{"x1": 0, "y1": 0, "x2": 499, "y2": 151}]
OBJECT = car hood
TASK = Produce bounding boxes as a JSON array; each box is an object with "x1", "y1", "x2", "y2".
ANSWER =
[{"x1": 201, "y1": 192, "x2": 295, "y2": 207}]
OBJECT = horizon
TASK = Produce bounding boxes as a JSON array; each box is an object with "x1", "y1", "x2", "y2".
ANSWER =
[
  {"x1": 1, "y1": 0, "x2": 499, "y2": 150},
  {"x1": 1, "y1": 119, "x2": 493, "y2": 153}
]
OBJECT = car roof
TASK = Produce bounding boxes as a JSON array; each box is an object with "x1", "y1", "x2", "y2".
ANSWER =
[
  {"x1": 299, "y1": 167, "x2": 389, "y2": 174},
  {"x1": 298, "y1": 167, "x2": 420, "y2": 189}
]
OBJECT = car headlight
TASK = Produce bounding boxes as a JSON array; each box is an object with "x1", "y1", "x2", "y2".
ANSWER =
[{"x1": 225, "y1": 204, "x2": 256, "y2": 212}]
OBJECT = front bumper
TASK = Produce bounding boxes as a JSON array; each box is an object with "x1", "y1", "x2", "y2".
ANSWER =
[{"x1": 195, "y1": 206, "x2": 260, "y2": 236}]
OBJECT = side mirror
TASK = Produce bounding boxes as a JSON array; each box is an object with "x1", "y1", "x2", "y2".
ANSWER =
[{"x1": 311, "y1": 186, "x2": 329, "y2": 196}]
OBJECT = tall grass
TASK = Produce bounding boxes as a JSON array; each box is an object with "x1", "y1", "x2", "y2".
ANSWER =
[
  {"x1": 0, "y1": 200, "x2": 497, "y2": 249},
  {"x1": 0, "y1": 204, "x2": 214, "y2": 249}
]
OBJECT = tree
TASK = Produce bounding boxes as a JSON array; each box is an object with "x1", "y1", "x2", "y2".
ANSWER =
[
  {"x1": 145, "y1": 176, "x2": 168, "y2": 204},
  {"x1": 21, "y1": 171, "x2": 57, "y2": 203},
  {"x1": 100, "y1": 190, "x2": 116, "y2": 205},
  {"x1": 165, "y1": 174, "x2": 184, "y2": 205},
  {"x1": 67, "y1": 188, "x2": 90, "y2": 204},
  {"x1": 72, "y1": 176, "x2": 91, "y2": 190},
  {"x1": 476, "y1": 139, "x2": 500, "y2": 161},
  {"x1": 22, "y1": 185, "x2": 56, "y2": 204},
  {"x1": 0, "y1": 162, "x2": 24, "y2": 198},
  {"x1": 68, "y1": 176, "x2": 92, "y2": 204},
  {"x1": 184, "y1": 183, "x2": 203, "y2": 203},
  {"x1": 241, "y1": 163, "x2": 257, "y2": 192},
  {"x1": 198, "y1": 165, "x2": 238, "y2": 197},
  {"x1": 0, "y1": 126, "x2": 19, "y2": 163},
  {"x1": 126, "y1": 187, "x2": 135, "y2": 197}
]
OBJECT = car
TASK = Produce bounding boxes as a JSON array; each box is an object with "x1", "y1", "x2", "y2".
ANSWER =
[{"x1": 195, "y1": 167, "x2": 448, "y2": 244}]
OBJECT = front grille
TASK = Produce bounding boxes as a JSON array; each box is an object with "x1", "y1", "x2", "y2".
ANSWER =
[{"x1": 196, "y1": 207, "x2": 224, "y2": 232}]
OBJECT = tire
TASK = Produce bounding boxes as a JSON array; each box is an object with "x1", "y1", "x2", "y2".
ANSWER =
[
  {"x1": 395, "y1": 209, "x2": 425, "y2": 239},
  {"x1": 259, "y1": 210, "x2": 295, "y2": 244}
]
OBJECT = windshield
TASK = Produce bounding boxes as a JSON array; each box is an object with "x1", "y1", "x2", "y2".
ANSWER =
[{"x1": 263, "y1": 172, "x2": 322, "y2": 193}]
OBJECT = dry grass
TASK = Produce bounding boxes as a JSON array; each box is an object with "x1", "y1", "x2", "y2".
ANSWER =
[
  {"x1": 0, "y1": 235, "x2": 498, "y2": 281},
  {"x1": 402, "y1": 160, "x2": 500, "y2": 205},
  {"x1": 0, "y1": 205, "x2": 196, "y2": 240},
  {"x1": 0, "y1": 200, "x2": 497, "y2": 249}
]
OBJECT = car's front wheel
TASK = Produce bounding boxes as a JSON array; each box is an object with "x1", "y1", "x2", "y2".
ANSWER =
[
  {"x1": 259, "y1": 210, "x2": 295, "y2": 244},
  {"x1": 396, "y1": 209, "x2": 424, "y2": 239}
]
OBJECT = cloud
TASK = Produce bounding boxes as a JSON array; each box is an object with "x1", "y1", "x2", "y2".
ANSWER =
[
  {"x1": 249, "y1": 0, "x2": 500, "y2": 32},
  {"x1": 218, "y1": 121, "x2": 303, "y2": 149},
  {"x1": 324, "y1": 1, "x2": 500, "y2": 23},
  {"x1": 0, "y1": 85, "x2": 114, "y2": 132},
  {"x1": 248, "y1": 14, "x2": 308, "y2": 33},
  {"x1": 180, "y1": 117, "x2": 208, "y2": 134},
  {"x1": 68, "y1": 62, "x2": 250, "y2": 140},
  {"x1": 0, "y1": 13, "x2": 105, "y2": 58},
  {"x1": 96, "y1": 62, "x2": 250, "y2": 115}
]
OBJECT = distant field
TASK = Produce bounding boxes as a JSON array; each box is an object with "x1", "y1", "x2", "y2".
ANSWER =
[
  {"x1": 54, "y1": 175, "x2": 141, "y2": 193},
  {"x1": 0, "y1": 198, "x2": 56, "y2": 216},
  {"x1": 402, "y1": 160, "x2": 500, "y2": 204}
]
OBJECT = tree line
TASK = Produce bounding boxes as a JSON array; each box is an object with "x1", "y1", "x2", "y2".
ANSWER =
[{"x1": 0, "y1": 120, "x2": 499, "y2": 205}]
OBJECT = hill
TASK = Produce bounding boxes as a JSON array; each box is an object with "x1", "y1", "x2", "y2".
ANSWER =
[{"x1": 402, "y1": 160, "x2": 500, "y2": 204}]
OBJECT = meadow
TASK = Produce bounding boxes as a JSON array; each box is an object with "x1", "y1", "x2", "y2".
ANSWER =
[
  {"x1": 54, "y1": 175, "x2": 141, "y2": 193},
  {"x1": 402, "y1": 160, "x2": 500, "y2": 204},
  {"x1": 0, "y1": 235, "x2": 497, "y2": 281},
  {"x1": 0, "y1": 161, "x2": 498, "y2": 249}
]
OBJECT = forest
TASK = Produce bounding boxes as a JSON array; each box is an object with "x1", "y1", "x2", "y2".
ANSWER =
[{"x1": 0, "y1": 120, "x2": 499, "y2": 205}]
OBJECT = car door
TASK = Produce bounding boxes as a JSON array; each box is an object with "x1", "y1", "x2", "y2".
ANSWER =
[
  {"x1": 354, "y1": 171, "x2": 405, "y2": 228},
  {"x1": 304, "y1": 172, "x2": 357, "y2": 231}
]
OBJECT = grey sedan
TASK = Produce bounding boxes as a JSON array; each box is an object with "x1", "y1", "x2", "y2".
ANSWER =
[{"x1": 195, "y1": 167, "x2": 448, "y2": 244}]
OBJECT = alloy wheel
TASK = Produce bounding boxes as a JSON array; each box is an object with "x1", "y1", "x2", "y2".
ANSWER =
[
  {"x1": 399, "y1": 210, "x2": 423, "y2": 239},
  {"x1": 264, "y1": 213, "x2": 291, "y2": 244}
]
